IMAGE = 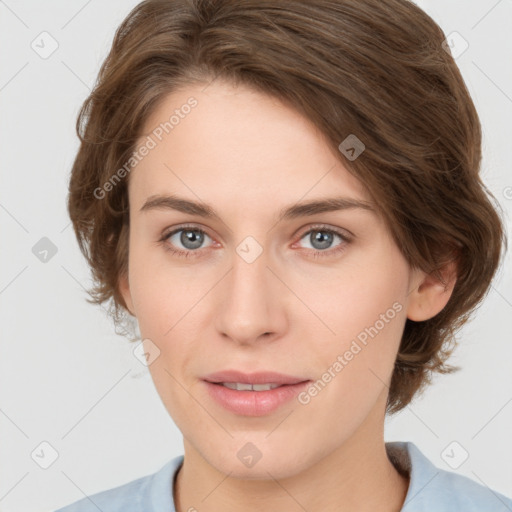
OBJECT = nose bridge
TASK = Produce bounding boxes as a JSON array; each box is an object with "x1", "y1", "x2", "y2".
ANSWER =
[
  {"x1": 215, "y1": 235, "x2": 285, "y2": 344},
  {"x1": 232, "y1": 237, "x2": 269, "y2": 298}
]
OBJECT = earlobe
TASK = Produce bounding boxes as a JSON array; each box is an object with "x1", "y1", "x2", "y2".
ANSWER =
[
  {"x1": 406, "y1": 260, "x2": 457, "y2": 322},
  {"x1": 119, "y1": 272, "x2": 135, "y2": 317}
]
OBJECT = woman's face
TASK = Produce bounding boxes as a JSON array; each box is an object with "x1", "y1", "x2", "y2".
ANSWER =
[{"x1": 120, "y1": 80, "x2": 422, "y2": 478}]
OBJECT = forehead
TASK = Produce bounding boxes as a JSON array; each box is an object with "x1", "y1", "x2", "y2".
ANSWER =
[{"x1": 129, "y1": 80, "x2": 371, "y2": 213}]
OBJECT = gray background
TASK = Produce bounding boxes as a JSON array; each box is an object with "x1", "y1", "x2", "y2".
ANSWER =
[{"x1": 0, "y1": 1, "x2": 511, "y2": 511}]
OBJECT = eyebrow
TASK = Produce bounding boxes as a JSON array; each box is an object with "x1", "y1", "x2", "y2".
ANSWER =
[{"x1": 139, "y1": 194, "x2": 375, "y2": 221}]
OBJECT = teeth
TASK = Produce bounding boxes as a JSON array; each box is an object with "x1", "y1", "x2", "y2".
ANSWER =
[{"x1": 220, "y1": 382, "x2": 281, "y2": 391}]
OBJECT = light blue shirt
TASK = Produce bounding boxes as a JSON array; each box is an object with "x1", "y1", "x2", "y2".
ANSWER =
[{"x1": 54, "y1": 441, "x2": 512, "y2": 511}]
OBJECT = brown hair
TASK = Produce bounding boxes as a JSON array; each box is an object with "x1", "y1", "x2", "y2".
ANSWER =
[{"x1": 68, "y1": 0, "x2": 507, "y2": 415}]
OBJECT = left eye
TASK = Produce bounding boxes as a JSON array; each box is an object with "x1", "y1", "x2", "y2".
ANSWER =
[{"x1": 296, "y1": 228, "x2": 346, "y2": 251}]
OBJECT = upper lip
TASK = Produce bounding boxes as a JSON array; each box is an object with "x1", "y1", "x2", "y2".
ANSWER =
[{"x1": 203, "y1": 370, "x2": 310, "y2": 385}]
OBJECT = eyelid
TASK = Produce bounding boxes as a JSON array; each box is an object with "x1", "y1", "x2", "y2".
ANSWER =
[
  {"x1": 293, "y1": 223, "x2": 353, "y2": 244},
  {"x1": 161, "y1": 223, "x2": 214, "y2": 241}
]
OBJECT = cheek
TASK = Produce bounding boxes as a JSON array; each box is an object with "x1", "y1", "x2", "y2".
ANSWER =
[
  {"x1": 297, "y1": 280, "x2": 408, "y2": 436},
  {"x1": 299, "y1": 247, "x2": 409, "y2": 396},
  {"x1": 127, "y1": 246, "x2": 210, "y2": 389},
  {"x1": 297, "y1": 252, "x2": 408, "y2": 349},
  {"x1": 337, "y1": 276, "x2": 406, "y2": 355},
  {"x1": 129, "y1": 274, "x2": 170, "y2": 339},
  {"x1": 127, "y1": 239, "x2": 190, "y2": 337}
]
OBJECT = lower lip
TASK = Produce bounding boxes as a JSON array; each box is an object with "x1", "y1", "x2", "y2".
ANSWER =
[{"x1": 203, "y1": 380, "x2": 311, "y2": 416}]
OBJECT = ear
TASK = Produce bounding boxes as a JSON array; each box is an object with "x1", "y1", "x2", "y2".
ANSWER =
[
  {"x1": 118, "y1": 271, "x2": 136, "y2": 317},
  {"x1": 406, "y1": 259, "x2": 457, "y2": 322}
]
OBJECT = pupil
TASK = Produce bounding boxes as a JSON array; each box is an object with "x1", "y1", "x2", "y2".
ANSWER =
[
  {"x1": 182, "y1": 229, "x2": 203, "y2": 249},
  {"x1": 312, "y1": 231, "x2": 332, "y2": 250}
]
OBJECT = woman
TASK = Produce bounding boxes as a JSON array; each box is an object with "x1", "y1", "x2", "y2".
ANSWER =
[{"x1": 55, "y1": 0, "x2": 511, "y2": 510}]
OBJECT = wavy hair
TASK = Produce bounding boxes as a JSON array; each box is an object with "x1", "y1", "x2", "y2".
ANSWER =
[{"x1": 67, "y1": 0, "x2": 507, "y2": 415}]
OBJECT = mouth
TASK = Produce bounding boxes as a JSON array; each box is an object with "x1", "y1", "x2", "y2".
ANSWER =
[
  {"x1": 207, "y1": 381, "x2": 307, "y2": 391},
  {"x1": 201, "y1": 371, "x2": 312, "y2": 416}
]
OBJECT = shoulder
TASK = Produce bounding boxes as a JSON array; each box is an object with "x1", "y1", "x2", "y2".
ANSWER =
[
  {"x1": 433, "y1": 467, "x2": 512, "y2": 510},
  {"x1": 387, "y1": 441, "x2": 512, "y2": 512},
  {"x1": 54, "y1": 455, "x2": 183, "y2": 512}
]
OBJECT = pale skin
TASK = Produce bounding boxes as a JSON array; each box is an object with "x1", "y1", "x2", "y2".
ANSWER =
[{"x1": 119, "y1": 79, "x2": 457, "y2": 512}]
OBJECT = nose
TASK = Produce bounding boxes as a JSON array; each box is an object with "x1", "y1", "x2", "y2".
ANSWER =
[{"x1": 214, "y1": 241, "x2": 288, "y2": 346}]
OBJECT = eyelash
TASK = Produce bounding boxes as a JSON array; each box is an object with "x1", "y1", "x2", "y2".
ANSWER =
[{"x1": 158, "y1": 223, "x2": 352, "y2": 260}]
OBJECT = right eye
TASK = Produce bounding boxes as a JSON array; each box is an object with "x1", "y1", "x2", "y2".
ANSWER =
[{"x1": 159, "y1": 225, "x2": 215, "y2": 257}]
